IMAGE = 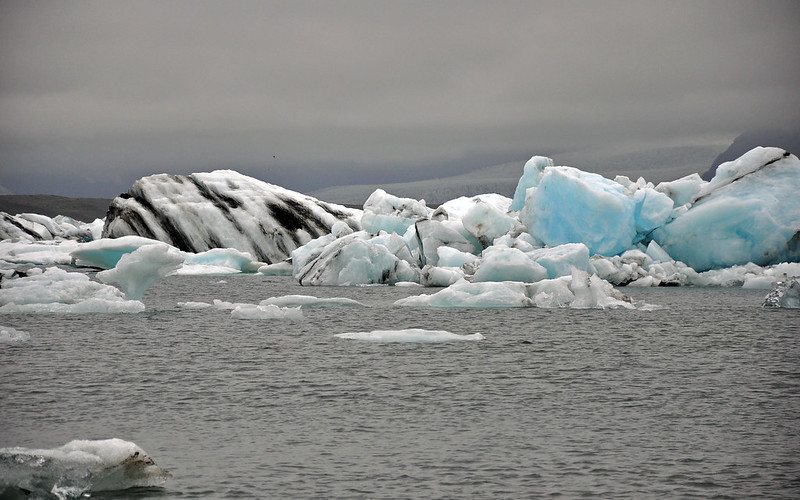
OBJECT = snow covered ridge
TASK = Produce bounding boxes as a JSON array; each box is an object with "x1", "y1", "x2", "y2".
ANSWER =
[
  {"x1": 103, "y1": 169, "x2": 362, "y2": 264},
  {"x1": 0, "y1": 438, "x2": 170, "y2": 498}
]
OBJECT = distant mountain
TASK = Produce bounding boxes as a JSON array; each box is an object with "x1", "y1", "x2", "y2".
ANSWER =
[
  {"x1": 701, "y1": 128, "x2": 800, "y2": 180},
  {"x1": 0, "y1": 195, "x2": 112, "y2": 221},
  {"x1": 312, "y1": 143, "x2": 725, "y2": 206}
]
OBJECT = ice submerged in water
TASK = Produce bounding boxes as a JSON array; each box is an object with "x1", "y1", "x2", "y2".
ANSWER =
[
  {"x1": 0, "y1": 438, "x2": 169, "y2": 498},
  {"x1": 335, "y1": 328, "x2": 485, "y2": 343},
  {"x1": 762, "y1": 278, "x2": 800, "y2": 308}
]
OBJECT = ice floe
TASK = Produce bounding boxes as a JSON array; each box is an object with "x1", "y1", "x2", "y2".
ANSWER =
[
  {"x1": 0, "y1": 325, "x2": 29, "y2": 343},
  {"x1": 334, "y1": 328, "x2": 485, "y2": 343},
  {"x1": 762, "y1": 278, "x2": 800, "y2": 308},
  {"x1": 259, "y1": 295, "x2": 367, "y2": 307},
  {"x1": 0, "y1": 267, "x2": 144, "y2": 314},
  {"x1": 0, "y1": 438, "x2": 169, "y2": 498}
]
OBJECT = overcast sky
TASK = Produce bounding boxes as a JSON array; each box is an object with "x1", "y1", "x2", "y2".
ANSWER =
[{"x1": 1, "y1": 0, "x2": 798, "y2": 197}]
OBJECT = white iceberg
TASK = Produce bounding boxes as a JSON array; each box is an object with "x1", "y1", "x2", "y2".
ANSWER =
[
  {"x1": 0, "y1": 438, "x2": 169, "y2": 497},
  {"x1": 361, "y1": 188, "x2": 431, "y2": 235},
  {"x1": 509, "y1": 156, "x2": 554, "y2": 211},
  {"x1": 0, "y1": 267, "x2": 144, "y2": 314},
  {"x1": 259, "y1": 295, "x2": 367, "y2": 307},
  {"x1": 70, "y1": 235, "x2": 169, "y2": 269},
  {"x1": 396, "y1": 270, "x2": 640, "y2": 309},
  {"x1": 97, "y1": 244, "x2": 184, "y2": 299},
  {"x1": 472, "y1": 246, "x2": 548, "y2": 283},
  {"x1": 230, "y1": 304, "x2": 304, "y2": 320},
  {"x1": 334, "y1": 328, "x2": 484, "y2": 343}
]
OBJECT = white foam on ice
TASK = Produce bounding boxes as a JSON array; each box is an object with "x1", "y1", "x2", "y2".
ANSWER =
[
  {"x1": 0, "y1": 267, "x2": 144, "y2": 314},
  {"x1": 334, "y1": 328, "x2": 485, "y2": 343},
  {"x1": 0, "y1": 438, "x2": 169, "y2": 496},
  {"x1": 0, "y1": 325, "x2": 30, "y2": 343}
]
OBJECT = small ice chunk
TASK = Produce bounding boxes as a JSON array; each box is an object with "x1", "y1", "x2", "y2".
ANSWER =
[
  {"x1": 436, "y1": 246, "x2": 479, "y2": 268},
  {"x1": 361, "y1": 189, "x2": 431, "y2": 235},
  {"x1": 70, "y1": 236, "x2": 169, "y2": 269},
  {"x1": 420, "y1": 265, "x2": 465, "y2": 287},
  {"x1": 526, "y1": 243, "x2": 590, "y2": 278},
  {"x1": 334, "y1": 328, "x2": 484, "y2": 343},
  {"x1": 0, "y1": 267, "x2": 144, "y2": 314},
  {"x1": 97, "y1": 245, "x2": 184, "y2": 299},
  {"x1": 395, "y1": 279, "x2": 532, "y2": 308},
  {"x1": 473, "y1": 247, "x2": 547, "y2": 283},
  {"x1": 762, "y1": 278, "x2": 800, "y2": 308},
  {"x1": 176, "y1": 301, "x2": 214, "y2": 309},
  {"x1": 510, "y1": 156, "x2": 554, "y2": 211},
  {"x1": 259, "y1": 295, "x2": 367, "y2": 307},
  {"x1": 0, "y1": 325, "x2": 30, "y2": 343},
  {"x1": 230, "y1": 304, "x2": 303, "y2": 320},
  {"x1": 258, "y1": 260, "x2": 294, "y2": 276},
  {"x1": 645, "y1": 240, "x2": 673, "y2": 263},
  {"x1": 461, "y1": 200, "x2": 520, "y2": 247}
]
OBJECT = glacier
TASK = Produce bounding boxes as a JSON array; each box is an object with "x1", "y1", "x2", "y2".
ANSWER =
[{"x1": 103, "y1": 170, "x2": 361, "y2": 263}]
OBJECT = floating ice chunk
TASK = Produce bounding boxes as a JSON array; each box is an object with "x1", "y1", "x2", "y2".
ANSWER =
[
  {"x1": 762, "y1": 278, "x2": 800, "y2": 308},
  {"x1": 0, "y1": 239, "x2": 78, "y2": 266},
  {"x1": 473, "y1": 247, "x2": 547, "y2": 283},
  {"x1": 510, "y1": 156, "x2": 554, "y2": 211},
  {"x1": 361, "y1": 189, "x2": 431, "y2": 235},
  {"x1": 437, "y1": 193, "x2": 512, "y2": 220},
  {"x1": 71, "y1": 236, "x2": 169, "y2": 269},
  {"x1": 259, "y1": 295, "x2": 367, "y2": 307},
  {"x1": 0, "y1": 267, "x2": 144, "y2": 314},
  {"x1": 97, "y1": 245, "x2": 184, "y2": 299},
  {"x1": 655, "y1": 173, "x2": 706, "y2": 207},
  {"x1": 0, "y1": 438, "x2": 169, "y2": 497},
  {"x1": 296, "y1": 233, "x2": 419, "y2": 286},
  {"x1": 397, "y1": 271, "x2": 640, "y2": 309},
  {"x1": 395, "y1": 281, "x2": 423, "y2": 287},
  {"x1": 176, "y1": 301, "x2": 214, "y2": 309},
  {"x1": 182, "y1": 247, "x2": 262, "y2": 273},
  {"x1": 521, "y1": 166, "x2": 637, "y2": 256},
  {"x1": 334, "y1": 328, "x2": 484, "y2": 343},
  {"x1": 230, "y1": 304, "x2": 303, "y2": 320},
  {"x1": 171, "y1": 264, "x2": 243, "y2": 275},
  {"x1": 652, "y1": 147, "x2": 800, "y2": 270},
  {"x1": 257, "y1": 261, "x2": 294, "y2": 276},
  {"x1": 462, "y1": 200, "x2": 521, "y2": 247},
  {"x1": 526, "y1": 243, "x2": 590, "y2": 278},
  {"x1": 396, "y1": 279, "x2": 532, "y2": 308},
  {"x1": 420, "y1": 265, "x2": 465, "y2": 287},
  {"x1": 0, "y1": 325, "x2": 29, "y2": 343}
]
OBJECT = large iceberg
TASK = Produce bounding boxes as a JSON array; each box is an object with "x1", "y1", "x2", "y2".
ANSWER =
[
  {"x1": 103, "y1": 170, "x2": 361, "y2": 263},
  {"x1": 0, "y1": 439, "x2": 169, "y2": 498},
  {"x1": 652, "y1": 147, "x2": 800, "y2": 271}
]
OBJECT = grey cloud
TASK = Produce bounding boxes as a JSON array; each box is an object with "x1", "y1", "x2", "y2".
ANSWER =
[{"x1": 1, "y1": 0, "x2": 799, "y2": 197}]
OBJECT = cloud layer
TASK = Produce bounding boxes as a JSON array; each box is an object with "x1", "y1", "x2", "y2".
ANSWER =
[{"x1": 1, "y1": 0, "x2": 798, "y2": 196}]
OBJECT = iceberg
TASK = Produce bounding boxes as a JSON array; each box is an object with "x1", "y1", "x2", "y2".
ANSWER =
[
  {"x1": 520, "y1": 165, "x2": 673, "y2": 256},
  {"x1": 230, "y1": 304, "x2": 304, "y2": 320},
  {"x1": 334, "y1": 328, "x2": 484, "y2": 343},
  {"x1": 0, "y1": 239, "x2": 78, "y2": 266},
  {"x1": 295, "y1": 232, "x2": 419, "y2": 286},
  {"x1": 70, "y1": 235, "x2": 169, "y2": 269},
  {"x1": 652, "y1": 147, "x2": 800, "y2": 271},
  {"x1": 259, "y1": 295, "x2": 367, "y2": 307},
  {"x1": 0, "y1": 438, "x2": 169, "y2": 498},
  {"x1": 0, "y1": 325, "x2": 29, "y2": 343},
  {"x1": 414, "y1": 219, "x2": 477, "y2": 266},
  {"x1": 436, "y1": 193, "x2": 512, "y2": 220},
  {"x1": 0, "y1": 212, "x2": 97, "y2": 242},
  {"x1": 103, "y1": 170, "x2": 361, "y2": 263},
  {"x1": 0, "y1": 267, "x2": 144, "y2": 314},
  {"x1": 461, "y1": 200, "x2": 521, "y2": 248},
  {"x1": 762, "y1": 278, "x2": 800, "y2": 308},
  {"x1": 526, "y1": 243, "x2": 590, "y2": 279},
  {"x1": 361, "y1": 189, "x2": 431, "y2": 235},
  {"x1": 97, "y1": 244, "x2": 184, "y2": 299},
  {"x1": 396, "y1": 270, "x2": 640, "y2": 309},
  {"x1": 509, "y1": 156, "x2": 554, "y2": 211},
  {"x1": 472, "y1": 247, "x2": 548, "y2": 283}
]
